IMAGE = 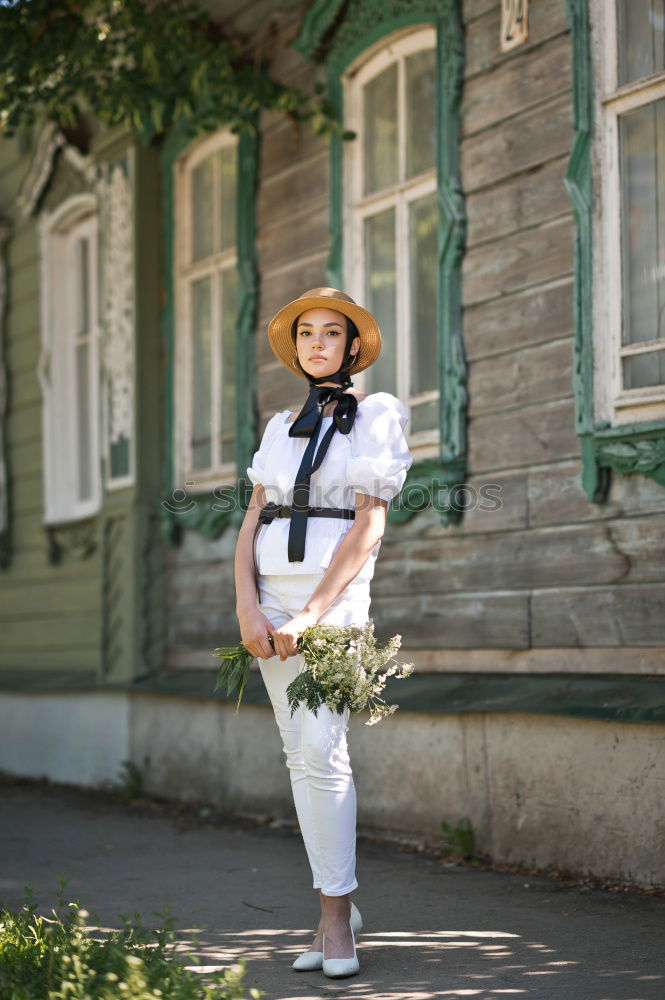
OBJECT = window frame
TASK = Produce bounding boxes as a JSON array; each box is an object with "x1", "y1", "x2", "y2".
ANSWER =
[
  {"x1": 591, "y1": 0, "x2": 665, "y2": 427},
  {"x1": 342, "y1": 25, "x2": 439, "y2": 447},
  {"x1": 566, "y1": 0, "x2": 665, "y2": 499},
  {"x1": 294, "y1": 0, "x2": 469, "y2": 528},
  {"x1": 172, "y1": 127, "x2": 239, "y2": 492},
  {"x1": 38, "y1": 194, "x2": 103, "y2": 525}
]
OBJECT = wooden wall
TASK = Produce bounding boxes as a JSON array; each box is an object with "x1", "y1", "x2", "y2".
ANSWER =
[
  {"x1": 2, "y1": 0, "x2": 662, "y2": 674},
  {"x1": 166, "y1": 1, "x2": 329, "y2": 665},
  {"x1": 0, "y1": 143, "x2": 104, "y2": 674},
  {"x1": 374, "y1": 0, "x2": 665, "y2": 659},
  {"x1": 202, "y1": 0, "x2": 665, "y2": 668}
]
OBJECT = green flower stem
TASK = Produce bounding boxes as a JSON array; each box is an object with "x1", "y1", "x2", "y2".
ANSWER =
[{"x1": 213, "y1": 621, "x2": 414, "y2": 724}]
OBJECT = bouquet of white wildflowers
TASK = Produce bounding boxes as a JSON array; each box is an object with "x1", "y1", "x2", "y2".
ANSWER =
[
  {"x1": 287, "y1": 619, "x2": 414, "y2": 725},
  {"x1": 213, "y1": 619, "x2": 414, "y2": 724}
]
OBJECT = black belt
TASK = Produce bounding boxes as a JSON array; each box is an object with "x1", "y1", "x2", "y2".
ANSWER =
[
  {"x1": 258, "y1": 501, "x2": 355, "y2": 525},
  {"x1": 252, "y1": 502, "x2": 355, "y2": 581}
]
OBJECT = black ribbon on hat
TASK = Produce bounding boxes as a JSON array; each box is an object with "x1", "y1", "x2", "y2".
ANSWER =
[{"x1": 287, "y1": 368, "x2": 358, "y2": 562}]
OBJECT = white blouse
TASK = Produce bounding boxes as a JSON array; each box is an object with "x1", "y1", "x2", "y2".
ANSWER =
[{"x1": 247, "y1": 391, "x2": 413, "y2": 580}]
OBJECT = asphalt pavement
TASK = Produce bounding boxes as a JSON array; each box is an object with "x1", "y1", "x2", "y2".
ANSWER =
[{"x1": 1, "y1": 776, "x2": 664, "y2": 1000}]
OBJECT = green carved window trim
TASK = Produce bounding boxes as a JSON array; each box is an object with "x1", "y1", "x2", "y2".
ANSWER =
[
  {"x1": 565, "y1": 0, "x2": 665, "y2": 501},
  {"x1": 158, "y1": 120, "x2": 259, "y2": 545},
  {"x1": 294, "y1": 0, "x2": 468, "y2": 528}
]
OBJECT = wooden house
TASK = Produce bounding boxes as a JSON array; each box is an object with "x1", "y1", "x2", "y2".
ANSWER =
[{"x1": 0, "y1": 0, "x2": 663, "y2": 887}]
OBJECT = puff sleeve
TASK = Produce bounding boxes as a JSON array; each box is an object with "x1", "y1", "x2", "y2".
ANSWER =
[
  {"x1": 346, "y1": 393, "x2": 413, "y2": 502},
  {"x1": 246, "y1": 411, "x2": 283, "y2": 486}
]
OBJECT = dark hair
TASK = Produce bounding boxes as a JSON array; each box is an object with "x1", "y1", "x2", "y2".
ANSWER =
[{"x1": 290, "y1": 314, "x2": 360, "y2": 376}]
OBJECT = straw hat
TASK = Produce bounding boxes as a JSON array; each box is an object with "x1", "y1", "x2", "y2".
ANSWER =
[{"x1": 267, "y1": 287, "x2": 382, "y2": 380}]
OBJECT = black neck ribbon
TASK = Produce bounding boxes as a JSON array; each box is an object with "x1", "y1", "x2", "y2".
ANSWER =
[{"x1": 287, "y1": 368, "x2": 358, "y2": 562}]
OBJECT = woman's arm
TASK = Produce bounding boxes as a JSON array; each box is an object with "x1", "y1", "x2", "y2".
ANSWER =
[
  {"x1": 268, "y1": 493, "x2": 387, "y2": 659},
  {"x1": 234, "y1": 484, "x2": 276, "y2": 659},
  {"x1": 302, "y1": 493, "x2": 386, "y2": 618}
]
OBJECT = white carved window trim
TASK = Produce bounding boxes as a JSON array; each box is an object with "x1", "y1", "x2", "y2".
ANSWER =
[
  {"x1": 173, "y1": 128, "x2": 238, "y2": 491},
  {"x1": 38, "y1": 194, "x2": 102, "y2": 524},
  {"x1": 590, "y1": 0, "x2": 665, "y2": 427},
  {"x1": 100, "y1": 155, "x2": 135, "y2": 491},
  {"x1": 343, "y1": 25, "x2": 438, "y2": 448}
]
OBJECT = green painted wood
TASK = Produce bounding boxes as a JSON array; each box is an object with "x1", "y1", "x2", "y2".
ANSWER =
[
  {"x1": 0, "y1": 130, "x2": 168, "y2": 685},
  {"x1": 565, "y1": 0, "x2": 665, "y2": 501},
  {"x1": 324, "y1": 0, "x2": 453, "y2": 73},
  {"x1": 0, "y1": 614, "x2": 101, "y2": 647},
  {"x1": 0, "y1": 651, "x2": 98, "y2": 671},
  {"x1": 316, "y1": 0, "x2": 468, "y2": 528},
  {"x1": 437, "y1": 0, "x2": 467, "y2": 490},
  {"x1": 158, "y1": 126, "x2": 179, "y2": 502},
  {"x1": 2, "y1": 144, "x2": 96, "y2": 612},
  {"x1": 292, "y1": 0, "x2": 345, "y2": 58},
  {"x1": 235, "y1": 126, "x2": 260, "y2": 511},
  {"x1": 4, "y1": 260, "x2": 38, "y2": 306},
  {"x1": 0, "y1": 219, "x2": 11, "y2": 568},
  {"x1": 0, "y1": 134, "x2": 26, "y2": 183},
  {"x1": 124, "y1": 142, "x2": 167, "y2": 682},
  {"x1": 2, "y1": 668, "x2": 664, "y2": 725},
  {"x1": 158, "y1": 117, "x2": 260, "y2": 544},
  {"x1": 380, "y1": 671, "x2": 665, "y2": 723},
  {"x1": 0, "y1": 139, "x2": 45, "y2": 577},
  {"x1": 6, "y1": 225, "x2": 38, "y2": 273},
  {"x1": 0, "y1": 575, "x2": 102, "y2": 617}
]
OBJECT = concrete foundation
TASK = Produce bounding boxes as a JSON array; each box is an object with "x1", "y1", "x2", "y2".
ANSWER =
[{"x1": 1, "y1": 689, "x2": 663, "y2": 887}]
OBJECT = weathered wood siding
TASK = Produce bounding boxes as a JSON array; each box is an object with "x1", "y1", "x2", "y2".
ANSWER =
[
  {"x1": 166, "y1": 0, "x2": 325, "y2": 665},
  {"x1": 2, "y1": 0, "x2": 662, "y2": 673},
  {"x1": 0, "y1": 144, "x2": 104, "y2": 673},
  {"x1": 385, "y1": 0, "x2": 665, "y2": 657},
  {"x1": 167, "y1": 0, "x2": 665, "y2": 667}
]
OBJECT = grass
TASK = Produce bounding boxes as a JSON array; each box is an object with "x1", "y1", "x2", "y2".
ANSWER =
[
  {"x1": 0, "y1": 879, "x2": 262, "y2": 1000},
  {"x1": 441, "y1": 817, "x2": 478, "y2": 864}
]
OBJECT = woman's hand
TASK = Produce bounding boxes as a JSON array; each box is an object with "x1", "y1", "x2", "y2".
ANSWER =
[
  {"x1": 270, "y1": 610, "x2": 320, "y2": 661},
  {"x1": 237, "y1": 608, "x2": 278, "y2": 660}
]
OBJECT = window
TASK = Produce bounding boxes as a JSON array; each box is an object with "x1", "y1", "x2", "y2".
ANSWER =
[
  {"x1": 592, "y1": 0, "x2": 665, "y2": 426},
  {"x1": 173, "y1": 129, "x2": 238, "y2": 488},
  {"x1": 38, "y1": 196, "x2": 102, "y2": 524},
  {"x1": 343, "y1": 27, "x2": 438, "y2": 440}
]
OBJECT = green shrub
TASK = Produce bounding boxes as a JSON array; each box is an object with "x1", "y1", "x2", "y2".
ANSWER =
[
  {"x1": 0, "y1": 880, "x2": 261, "y2": 1000},
  {"x1": 441, "y1": 816, "x2": 478, "y2": 863}
]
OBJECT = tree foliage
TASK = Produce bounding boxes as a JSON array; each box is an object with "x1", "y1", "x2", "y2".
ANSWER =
[{"x1": 0, "y1": 0, "x2": 347, "y2": 143}]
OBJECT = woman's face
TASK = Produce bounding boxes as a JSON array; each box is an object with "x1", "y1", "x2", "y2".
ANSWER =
[{"x1": 294, "y1": 307, "x2": 360, "y2": 382}]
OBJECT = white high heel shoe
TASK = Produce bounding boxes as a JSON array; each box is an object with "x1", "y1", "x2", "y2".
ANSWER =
[
  {"x1": 322, "y1": 915, "x2": 359, "y2": 978},
  {"x1": 292, "y1": 901, "x2": 362, "y2": 972}
]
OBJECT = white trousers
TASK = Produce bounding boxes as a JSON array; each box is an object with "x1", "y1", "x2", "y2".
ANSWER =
[{"x1": 256, "y1": 571, "x2": 371, "y2": 896}]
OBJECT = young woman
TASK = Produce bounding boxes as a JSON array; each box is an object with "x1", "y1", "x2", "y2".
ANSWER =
[{"x1": 234, "y1": 287, "x2": 412, "y2": 978}]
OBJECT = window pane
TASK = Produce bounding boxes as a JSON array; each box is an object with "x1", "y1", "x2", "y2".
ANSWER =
[
  {"x1": 406, "y1": 48, "x2": 436, "y2": 178},
  {"x1": 192, "y1": 156, "x2": 215, "y2": 261},
  {"x1": 191, "y1": 277, "x2": 212, "y2": 469},
  {"x1": 618, "y1": 0, "x2": 665, "y2": 85},
  {"x1": 410, "y1": 398, "x2": 438, "y2": 434},
  {"x1": 77, "y1": 237, "x2": 90, "y2": 335},
  {"x1": 109, "y1": 433, "x2": 130, "y2": 479},
  {"x1": 76, "y1": 341, "x2": 92, "y2": 501},
  {"x1": 219, "y1": 145, "x2": 237, "y2": 253},
  {"x1": 619, "y1": 98, "x2": 665, "y2": 363},
  {"x1": 409, "y1": 191, "x2": 438, "y2": 396},
  {"x1": 220, "y1": 266, "x2": 237, "y2": 464},
  {"x1": 363, "y1": 63, "x2": 398, "y2": 195},
  {"x1": 364, "y1": 208, "x2": 397, "y2": 394},
  {"x1": 622, "y1": 349, "x2": 665, "y2": 388}
]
